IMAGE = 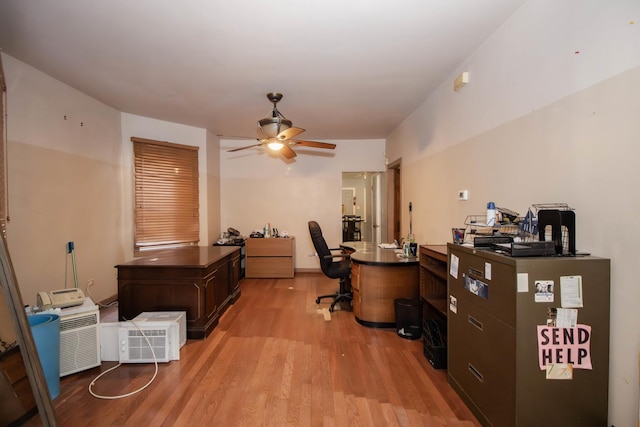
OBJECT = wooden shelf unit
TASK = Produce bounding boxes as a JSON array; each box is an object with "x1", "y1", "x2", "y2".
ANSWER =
[
  {"x1": 245, "y1": 237, "x2": 295, "y2": 278},
  {"x1": 419, "y1": 245, "x2": 448, "y2": 318}
]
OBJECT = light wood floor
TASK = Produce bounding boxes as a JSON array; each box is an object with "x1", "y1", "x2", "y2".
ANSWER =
[{"x1": 26, "y1": 273, "x2": 480, "y2": 427}]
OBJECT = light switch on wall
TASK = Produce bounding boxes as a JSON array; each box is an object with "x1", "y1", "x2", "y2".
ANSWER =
[{"x1": 458, "y1": 190, "x2": 469, "y2": 201}]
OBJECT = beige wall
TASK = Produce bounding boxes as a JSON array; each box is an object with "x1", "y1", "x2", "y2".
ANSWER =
[
  {"x1": 401, "y1": 63, "x2": 640, "y2": 426},
  {"x1": 386, "y1": 2, "x2": 640, "y2": 424},
  {"x1": 3, "y1": 53, "x2": 124, "y2": 307},
  {"x1": 4, "y1": 1, "x2": 637, "y2": 422},
  {"x1": 220, "y1": 138, "x2": 386, "y2": 269},
  {"x1": 206, "y1": 130, "x2": 222, "y2": 244},
  {"x1": 2, "y1": 54, "x2": 225, "y2": 310},
  {"x1": 2, "y1": 48, "x2": 384, "y2": 301}
]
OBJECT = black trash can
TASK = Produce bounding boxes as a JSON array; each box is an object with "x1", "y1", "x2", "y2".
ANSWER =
[{"x1": 394, "y1": 298, "x2": 423, "y2": 340}]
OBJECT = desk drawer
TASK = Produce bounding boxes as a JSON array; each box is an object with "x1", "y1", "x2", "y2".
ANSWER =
[
  {"x1": 245, "y1": 257, "x2": 294, "y2": 278},
  {"x1": 246, "y1": 238, "x2": 294, "y2": 256}
]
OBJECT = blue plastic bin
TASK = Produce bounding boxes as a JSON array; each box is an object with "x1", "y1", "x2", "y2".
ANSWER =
[{"x1": 28, "y1": 313, "x2": 60, "y2": 399}]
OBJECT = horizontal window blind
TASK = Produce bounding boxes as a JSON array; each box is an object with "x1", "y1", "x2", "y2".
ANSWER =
[{"x1": 132, "y1": 137, "x2": 199, "y2": 249}]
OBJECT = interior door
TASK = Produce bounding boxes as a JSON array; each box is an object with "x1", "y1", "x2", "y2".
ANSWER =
[
  {"x1": 341, "y1": 172, "x2": 385, "y2": 243},
  {"x1": 372, "y1": 173, "x2": 382, "y2": 243},
  {"x1": 341, "y1": 188, "x2": 355, "y2": 215},
  {"x1": 386, "y1": 160, "x2": 401, "y2": 243}
]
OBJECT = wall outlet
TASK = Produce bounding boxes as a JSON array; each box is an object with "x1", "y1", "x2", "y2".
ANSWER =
[{"x1": 458, "y1": 190, "x2": 469, "y2": 201}]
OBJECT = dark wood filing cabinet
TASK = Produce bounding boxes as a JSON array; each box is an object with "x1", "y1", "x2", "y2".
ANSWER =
[{"x1": 447, "y1": 244, "x2": 610, "y2": 427}]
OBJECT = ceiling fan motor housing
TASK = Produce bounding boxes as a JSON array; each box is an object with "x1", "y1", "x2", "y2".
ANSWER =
[
  {"x1": 229, "y1": 92, "x2": 336, "y2": 160},
  {"x1": 259, "y1": 92, "x2": 292, "y2": 138}
]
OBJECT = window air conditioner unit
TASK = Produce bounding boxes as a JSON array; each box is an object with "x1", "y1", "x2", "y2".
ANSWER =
[
  {"x1": 54, "y1": 298, "x2": 101, "y2": 377},
  {"x1": 59, "y1": 308, "x2": 101, "y2": 376},
  {"x1": 133, "y1": 311, "x2": 186, "y2": 352},
  {"x1": 100, "y1": 311, "x2": 185, "y2": 363},
  {"x1": 118, "y1": 326, "x2": 171, "y2": 363},
  {"x1": 100, "y1": 322, "x2": 172, "y2": 363}
]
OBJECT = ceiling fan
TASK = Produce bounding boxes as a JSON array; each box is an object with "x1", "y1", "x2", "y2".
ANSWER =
[{"x1": 227, "y1": 92, "x2": 336, "y2": 159}]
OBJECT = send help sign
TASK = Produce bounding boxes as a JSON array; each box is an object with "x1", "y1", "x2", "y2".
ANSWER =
[{"x1": 537, "y1": 325, "x2": 592, "y2": 370}]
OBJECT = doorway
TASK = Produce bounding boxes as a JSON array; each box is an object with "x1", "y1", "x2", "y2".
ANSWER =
[
  {"x1": 387, "y1": 159, "x2": 401, "y2": 243},
  {"x1": 341, "y1": 172, "x2": 386, "y2": 243}
]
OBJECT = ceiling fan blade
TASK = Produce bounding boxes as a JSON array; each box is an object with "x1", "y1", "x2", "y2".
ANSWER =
[
  {"x1": 290, "y1": 140, "x2": 336, "y2": 150},
  {"x1": 227, "y1": 142, "x2": 263, "y2": 152},
  {"x1": 277, "y1": 127, "x2": 306, "y2": 140},
  {"x1": 281, "y1": 144, "x2": 297, "y2": 159}
]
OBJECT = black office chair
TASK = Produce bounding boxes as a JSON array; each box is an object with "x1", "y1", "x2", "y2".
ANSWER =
[{"x1": 308, "y1": 221, "x2": 352, "y2": 312}]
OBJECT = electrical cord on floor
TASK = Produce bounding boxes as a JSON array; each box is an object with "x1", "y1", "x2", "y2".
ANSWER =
[
  {"x1": 86, "y1": 279, "x2": 119, "y2": 308},
  {"x1": 88, "y1": 319, "x2": 158, "y2": 400}
]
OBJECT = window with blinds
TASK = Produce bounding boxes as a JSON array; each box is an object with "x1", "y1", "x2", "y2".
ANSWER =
[{"x1": 132, "y1": 137, "x2": 199, "y2": 250}]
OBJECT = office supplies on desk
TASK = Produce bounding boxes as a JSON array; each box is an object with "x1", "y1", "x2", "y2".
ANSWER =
[
  {"x1": 538, "y1": 209, "x2": 576, "y2": 255},
  {"x1": 493, "y1": 241, "x2": 556, "y2": 257},
  {"x1": 474, "y1": 236, "x2": 513, "y2": 247},
  {"x1": 379, "y1": 243, "x2": 399, "y2": 249}
]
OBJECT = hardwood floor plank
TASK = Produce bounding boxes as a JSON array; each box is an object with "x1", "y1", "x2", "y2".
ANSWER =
[
  {"x1": 354, "y1": 396, "x2": 375, "y2": 426},
  {"x1": 332, "y1": 391, "x2": 348, "y2": 425},
  {"x1": 379, "y1": 402, "x2": 402, "y2": 427},
  {"x1": 23, "y1": 273, "x2": 479, "y2": 427}
]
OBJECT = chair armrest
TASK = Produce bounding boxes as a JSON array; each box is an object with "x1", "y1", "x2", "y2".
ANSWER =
[{"x1": 322, "y1": 253, "x2": 350, "y2": 261}]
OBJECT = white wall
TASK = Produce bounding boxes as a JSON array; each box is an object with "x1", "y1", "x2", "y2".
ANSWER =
[
  {"x1": 220, "y1": 138, "x2": 386, "y2": 269},
  {"x1": 387, "y1": 1, "x2": 640, "y2": 425},
  {"x1": 2, "y1": 52, "x2": 124, "y2": 306}
]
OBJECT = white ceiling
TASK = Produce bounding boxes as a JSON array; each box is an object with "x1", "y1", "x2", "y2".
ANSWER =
[{"x1": 0, "y1": 0, "x2": 525, "y2": 141}]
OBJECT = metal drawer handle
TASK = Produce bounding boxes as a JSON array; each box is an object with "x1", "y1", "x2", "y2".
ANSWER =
[
  {"x1": 468, "y1": 315, "x2": 483, "y2": 331},
  {"x1": 468, "y1": 363, "x2": 484, "y2": 382},
  {"x1": 468, "y1": 267, "x2": 483, "y2": 278}
]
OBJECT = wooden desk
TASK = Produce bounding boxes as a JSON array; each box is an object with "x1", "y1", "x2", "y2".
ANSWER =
[
  {"x1": 116, "y1": 246, "x2": 242, "y2": 339},
  {"x1": 341, "y1": 242, "x2": 419, "y2": 328},
  {"x1": 245, "y1": 237, "x2": 295, "y2": 278}
]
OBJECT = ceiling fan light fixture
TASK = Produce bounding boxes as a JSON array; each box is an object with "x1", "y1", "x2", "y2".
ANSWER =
[
  {"x1": 267, "y1": 140, "x2": 284, "y2": 151},
  {"x1": 258, "y1": 117, "x2": 292, "y2": 138},
  {"x1": 227, "y1": 92, "x2": 336, "y2": 159}
]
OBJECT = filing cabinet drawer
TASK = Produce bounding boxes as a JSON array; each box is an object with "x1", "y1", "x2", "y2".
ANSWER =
[
  {"x1": 449, "y1": 247, "x2": 516, "y2": 327},
  {"x1": 448, "y1": 299, "x2": 516, "y2": 426}
]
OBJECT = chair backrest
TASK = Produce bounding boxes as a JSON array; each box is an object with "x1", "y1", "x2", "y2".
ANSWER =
[{"x1": 308, "y1": 221, "x2": 333, "y2": 273}]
